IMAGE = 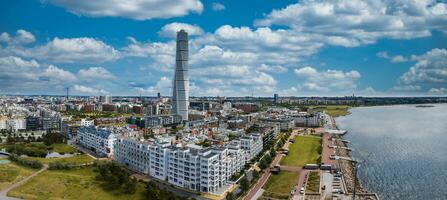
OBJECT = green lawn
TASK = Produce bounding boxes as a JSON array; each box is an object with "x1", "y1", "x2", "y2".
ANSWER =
[
  {"x1": 263, "y1": 171, "x2": 298, "y2": 199},
  {"x1": 309, "y1": 105, "x2": 350, "y2": 117},
  {"x1": 305, "y1": 171, "x2": 320, "y2": 193},
  {"x1": 28, "y1": 154, "x2": 95, "y2": 165},
  {"x1": 280, "y1": 136, "x2": 322, "y2": 167},
  {"x1": 0, "y1": 161, "x2": 37, "y2": 190},
  {"x1": 51, "y1": 143, "x2": 77, "y2": 154},
  {"x1": 8, "y1": 167, "x2": 146, "y2": 200}
]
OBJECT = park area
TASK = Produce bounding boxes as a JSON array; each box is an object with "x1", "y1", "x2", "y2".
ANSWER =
[
  {"x1": 262, "y1": 171, "x2": 298, "y2": 199},
  {"x1": 280, "y1": 135, "x2": 322, "y2": 167},
  {"x1": 0, "y1": 157, "x2": 37, "y2": 190},
  {"x1": 309, "y1": 105, "x2": 350, "y2": 117},
  {"x1": 7, "y1": 167, "x2": 146, "y2": 200}
]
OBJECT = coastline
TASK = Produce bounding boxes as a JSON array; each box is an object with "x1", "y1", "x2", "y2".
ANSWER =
[{"x1": 329, "y1": 110, "x2": 379, "y2": 200}]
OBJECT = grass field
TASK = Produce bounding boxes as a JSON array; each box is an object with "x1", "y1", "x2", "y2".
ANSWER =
[
  {"x1": 28, "y1": 154, "x2": 94, "y2": 165},
  {"x1": 280, "y1": 136, "x2": 322, "y2": 167},
  {"x1": 309, "y1": 105, "x2": 350, "y2": 117},
  {"x1": 8, "y1": 167, "x2": 146, "y2": 200},
  {"x1": 305, "y1": 171, "x2": 320, "y2": 193},
  {"x1": 51, "y1": 144, "x2": 77, "y2": 154},
  {"x1": 263, "y1": 171, "x2": 298, "y2": 199},
  {"x1": 0, "y1": 142, "x2": 77, "y2": 154},
  {"x1": 0, "y1": 161, "x2": 37, "y2": 190}
]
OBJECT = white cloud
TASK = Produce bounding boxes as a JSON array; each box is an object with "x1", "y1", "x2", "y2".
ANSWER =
[
  {"x1": 135, "y1": 76, "x2": 172, "y2": 95},
  {"x1": 377, "y1": 51, "x2": 413, "y2": 63},
  {"x1": 43, "y1": 0, "x2": 203, "y2": 20},
  {"x1": 429, "y1": 88, "x2": 447, "y2": 94},
  {"x1": 0, "y1": 56, "x2": 39, "y2": 68},
  {"x1": 211, "y1": 3, "x2": 225, "y2": 11},
  {"x1": 44, "y1": 65, "x2": 77, "y2": 82},
  {"x1": 0, "y1": 30, "x2": 35, "y2": 45},
  {"x1": 255, "y1": 0, "x2": 447, "y2": 47},
  {"x1": 73, "y1": 84, "x2": 108, "y2": 94},
  {"x1": 1, "y1": 34, "x2": 121, "y2": 63},
  {"x1": 158, "y1": 23, "x2": 204, "y2": 38},
  {"x1": 0, "y1": 56, "x2": 79, "y2": 94},
  {"x1": 399, "y1": 48, "x2": 447, "y2": 85},
  {"x1": 294, "y1": 66, "x2": 361, "y2": 91},
  {"x1": 78, "y1": 67, "x2": 115, "y2": 80}
]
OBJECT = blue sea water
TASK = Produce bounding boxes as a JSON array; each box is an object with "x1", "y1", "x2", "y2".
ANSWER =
[{"x1": 336, "y1": 104, "x2": 447, "y2": 200}]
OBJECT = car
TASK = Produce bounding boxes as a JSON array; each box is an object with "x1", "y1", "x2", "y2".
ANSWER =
[{"x1": 300, "y1": 187, "x2": 305, "y2": 194}]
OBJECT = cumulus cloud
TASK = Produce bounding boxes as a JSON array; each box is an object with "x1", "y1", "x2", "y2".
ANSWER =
[
  {"x1": 0, "y1": 30, "x2": 35, "y2": 45},
  {"x1": 134, "y1": 76, "x2": 172, "y2": 95},
  {"x1": 294, "y1": 66, "x2": 361, "y2": 91},
  {"x1": 376, "y1": 51, "x2": 417, "y2": 63},
  {"x1": 158, "y1": 23, "x2": 204, "y2": 38},
  {"x1": 399, "y1": 48, "x2": 447, "y2": 85},
  {"x1": 255, "y1": 0, "x2": 447, "y2": 47},
  {"x1": 73, "y1": 84, "x2": 108, "y2": 94},
  {"x1": 211, "y1": 3, "x2": 225, "y2": 11},
  {"x1": 0, "y1": 56, "x2": 78, "y2": 94},
  {"x1": 429, "y1": 88, "x2": 447, "y2": 94},
  {"x1": 78, "y1": 67, "x2": 115, "y2": 80},
  {"x1": 1, "y1": 32, "x2": 121, "y2": 63},
  {"x1": 43, "y1": 0, "x2": 203, "y2": 20}
]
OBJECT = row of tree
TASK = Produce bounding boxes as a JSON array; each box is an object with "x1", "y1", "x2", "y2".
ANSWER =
[{"x1": 9, "y1": 154, "x2": 43, "y2": 169}]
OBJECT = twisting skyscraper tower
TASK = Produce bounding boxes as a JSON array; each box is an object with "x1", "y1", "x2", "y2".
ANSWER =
[{"x1": 172, "y1": 30, "x2": 189, "y2": 121}]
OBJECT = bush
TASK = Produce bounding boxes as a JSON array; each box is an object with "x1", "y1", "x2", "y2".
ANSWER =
[
  {"x1": 95, "y1": 161, "x2": 136, "y2": 194},
  {"x1": 48, "y1": 161, "x2": 77, "y2": 170},
  {"x1": 9, "y1": 154, "x2": 43, "y2": 169}
]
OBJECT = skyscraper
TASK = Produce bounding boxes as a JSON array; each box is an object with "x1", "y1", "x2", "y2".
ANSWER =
[{"x1": 172, "y1": 30, "x2": 189, "y2": 121}]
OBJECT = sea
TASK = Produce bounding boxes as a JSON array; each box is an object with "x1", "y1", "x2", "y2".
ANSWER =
[{"x1": 336, "y1": 104, "x2": 447, "y2": 200}]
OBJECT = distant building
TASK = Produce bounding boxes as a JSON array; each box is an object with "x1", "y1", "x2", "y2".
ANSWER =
[
  {"x1": 80, "y1": 119, "x2": 94, "y2": 127},
  {"x1": 172, "y1": 30, "x2": 189, "y2": 121},
  {"x1": 274, "y1": 93, "x2": 279, "y2": 104},
  {"x1": 99, "y1": 95, "x2": 112, "y2": 104}
]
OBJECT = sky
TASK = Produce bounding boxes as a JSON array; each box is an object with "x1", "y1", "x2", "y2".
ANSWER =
[{"x1": 0, "y1": 0, "x2": 446, "y2": 97}]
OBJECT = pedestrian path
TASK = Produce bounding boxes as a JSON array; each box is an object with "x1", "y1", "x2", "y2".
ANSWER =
[{"x1": 0, "y1": 164, "x2": 48, "y2": 200}]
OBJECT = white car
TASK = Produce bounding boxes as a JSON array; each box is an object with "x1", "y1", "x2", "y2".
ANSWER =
[{"x1": 300, "y1": 187, "x2": 305, "y2": 194}]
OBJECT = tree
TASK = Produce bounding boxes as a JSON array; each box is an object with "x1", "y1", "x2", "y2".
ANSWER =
[
  {"x1": 259, "y1": 159, "x2": 268, "y2": 170},
  {"x1": 240, "y1": 177, "x2": 250, "y2": 191},
  {"x1": 252, "y1": 170, "x2": 260, "y2": 180},
  {"x1": 123, "y1": 177, "x2": 137, "y2": 194},
  {"x1": 226, "y1": 192, "x2": 235, "y2": 200}
]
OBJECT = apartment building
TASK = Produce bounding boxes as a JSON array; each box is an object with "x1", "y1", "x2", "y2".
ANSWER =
[
  {"x1": 77, "y1": 126, "x2": 116, "y2": 157},
  {"x1": 113, "y1": 133, "x2": 263, "y2": 194},
  {"x1": 114, "y1": 137, "x2": 151, "y2": 173}
]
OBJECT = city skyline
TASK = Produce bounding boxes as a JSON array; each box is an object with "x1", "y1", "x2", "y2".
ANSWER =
[{"x1": 0, "y1": 0, "x2": 447, "y2": 97}]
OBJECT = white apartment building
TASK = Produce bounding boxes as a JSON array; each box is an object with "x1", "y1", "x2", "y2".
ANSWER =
[
  {"x1": 238, "y1": 133, "x2": 263, "y2": 162},
  {"x1": 77, "y1": 126, "x2": 116, "y2": 157},
  {"x1": 7, "y1": 118, "x2": 26, "y2": 131},
  {"x1": 80, "y1": 118, "x2": 94, "y2": 127},
  {"x1": 114, "y1": 137, "x2": 151, "y2": 174},
  {"x1": 113, "y1": 133, "x2": 263, "y2": 194}
]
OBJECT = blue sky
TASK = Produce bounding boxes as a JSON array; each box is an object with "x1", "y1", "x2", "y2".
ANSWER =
[{"x1": 0, "y1": 0, "x2": 446, "y2": 97}]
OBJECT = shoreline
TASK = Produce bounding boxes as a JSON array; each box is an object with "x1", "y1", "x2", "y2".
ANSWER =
[{"x1": 329, "y1": 112, "x2": 379, "y2": 200}]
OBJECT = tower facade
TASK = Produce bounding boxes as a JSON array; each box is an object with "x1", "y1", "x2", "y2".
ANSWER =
[{"x1": 172, "y1": 30, "x2": 189, "y2": 121}]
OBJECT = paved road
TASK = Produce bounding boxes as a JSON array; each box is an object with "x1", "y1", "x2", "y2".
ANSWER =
[{"x1": 0, "y1": 164, "x2": 48, "y2": 200}]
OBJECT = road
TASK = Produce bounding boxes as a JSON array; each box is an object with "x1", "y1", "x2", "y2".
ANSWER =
[{"x1": 0, "y1": 164, "x2": 48, "y2": 200}]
